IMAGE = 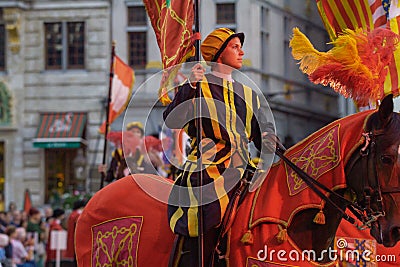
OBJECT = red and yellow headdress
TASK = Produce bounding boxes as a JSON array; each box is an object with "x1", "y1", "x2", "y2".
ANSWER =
[{"x1": 289, "y1": 27, "x2": 399, "y2": 106}]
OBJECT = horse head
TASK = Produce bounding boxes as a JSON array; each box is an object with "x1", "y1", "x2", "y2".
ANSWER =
[{"x1": 346, "y1": 94, "x2": 400, "y2": 247}]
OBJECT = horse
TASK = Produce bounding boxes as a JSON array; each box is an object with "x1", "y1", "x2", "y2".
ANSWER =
[{"x1": 75, "y1": 94, "x2": 400, "y2": 266}]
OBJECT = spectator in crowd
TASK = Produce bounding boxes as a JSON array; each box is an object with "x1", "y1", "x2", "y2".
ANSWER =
[
  {"x1": 45, "y1": 209, "x2": 65, "y2": 267},
  {"x1": 43, "y1": 206, "x2": 53, "y2": 252},
  {"x1": 43, "y1": 208, "x2": 52, "y2": 224},
  {"x1": 65, "y1": 200, "x2": 86, "y2": 266},
  {"x1": 0, "y1": 233, "x2": 12, "y2": 267},
  {"x1": 26, "y1": 208, "x2": 46, "y2": 267},
  {"x1": 0, "y1": 212, "x2": 8, "y2": 233},
  {"x1": 3, "y1": 229, "x2": 12, "y2": 267},
  {"x1": 6, "y1": 225, "x2": 35, "y2": 267},
  {"x1": 7, "y1": 203, "x2": 17, "y2": 214},
  {"x1": 11, "y1": 210, "x2": 26, "y2": 228}
]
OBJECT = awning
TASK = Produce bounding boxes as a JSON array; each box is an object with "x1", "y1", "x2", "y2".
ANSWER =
[{"x1": 33, "y1": 112, "x2": 87, "y2": 148}]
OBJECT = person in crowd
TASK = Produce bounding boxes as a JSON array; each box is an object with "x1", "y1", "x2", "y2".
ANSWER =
[
  {"x1": 65, "y1": 200, "x2": 86, "y2": 266},
  {"x1": 0, "y1": 212, "x2": 8, "y2": 233},
  {"x1": 45, "y1": 209, "x2": 65, "y2": 267},
  {"x1": 26, "y1": 208, "x2": 46, "y2": 267},
  {"x1": 7, "y1": 203, "x2": 17, "y2": 214},
  {"x1": 99, "y1": 121, "x2": 160, "y2": 181},
  {"x1": 6, "y1": 226, "x2": 35, "y2": 267},
  {"x1": 43, "y1": 208, "x2": 52, "y2": 224},
  {"x1": 0, "y1": 233, "x2": 12, "y2": 267},
  {"x1": 163, "y1": 28, "x2": 278, "y2": 266},
  {"x1": 11, "y1": 211, "x2": 26, "y2": 228},
  {"x1": 3, "y1": 229, "x2": 13, "y2": 267}
]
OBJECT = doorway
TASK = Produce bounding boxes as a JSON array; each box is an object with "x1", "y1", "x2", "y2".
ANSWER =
[{"x1": 45, "y1": 149, "x2": 77, "y2": 203}]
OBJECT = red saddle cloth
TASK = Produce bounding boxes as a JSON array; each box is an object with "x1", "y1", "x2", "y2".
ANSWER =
[{"x1": 75, "y1": 174, "x2": 174, "y2": 267}]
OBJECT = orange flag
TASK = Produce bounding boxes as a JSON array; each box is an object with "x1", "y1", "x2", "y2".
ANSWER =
[
  {"x1": 99, "y1": 56, "x2": 135, "y2": 134},
  {"x1": 23, "y1": 189, "x2": 32, "y2": 214},
  {"x1": 143, "y1": 0, "x2": 195, "y2": 105}
]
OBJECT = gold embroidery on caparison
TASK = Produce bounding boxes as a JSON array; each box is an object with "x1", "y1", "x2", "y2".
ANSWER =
[
  {"x1": 290, "y1": 128, "x2": 339, "y2": 192},
  {"x1": 95, "y1": 222, "x2": 138, "y2": 266}
]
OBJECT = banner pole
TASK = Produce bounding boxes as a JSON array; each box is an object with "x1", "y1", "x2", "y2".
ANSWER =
[
  {"x1": 193, "y1": 0, "x2": 204, "y2": 266},
  {"x1": 100, "y1": 41, "x2": 116, "y2": 189}
]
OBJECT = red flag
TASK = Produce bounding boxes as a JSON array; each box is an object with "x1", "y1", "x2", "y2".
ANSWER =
[
  {"x1": 143, "y1": 0, "x2": 195, "y2": 105},
  {"x1": 99, "y1": 56, "x2": 135, "y2": 134},
  {"x1": 23, "y1": 189, "x2": 32, "y2": 214}
]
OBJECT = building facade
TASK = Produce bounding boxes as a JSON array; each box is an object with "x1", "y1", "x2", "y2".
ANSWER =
[
  {"x1": 0, "y1": 0, "x2": 381, "y2": 209},
  {"x1": 0, "y1": 0, "x2": 111, "y2": 208}
]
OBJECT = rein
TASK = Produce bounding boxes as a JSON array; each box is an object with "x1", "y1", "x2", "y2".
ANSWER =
[{"x1": 274, "y1": 147, "x2": 358, "y2": 225}]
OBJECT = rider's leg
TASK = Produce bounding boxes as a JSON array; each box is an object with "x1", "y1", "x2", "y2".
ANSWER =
[{"x1": 177, "y1": 227, "x2": 219, "y2": 267}]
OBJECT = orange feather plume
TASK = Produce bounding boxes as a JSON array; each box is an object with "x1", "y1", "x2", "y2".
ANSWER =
[{"x1": 290, "y1": 27, "x2": 399, "y2": 106}]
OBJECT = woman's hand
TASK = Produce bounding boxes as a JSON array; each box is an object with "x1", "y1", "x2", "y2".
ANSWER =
[
  {"x1": 189, "y1": 63, "x2": 205, "y2": 88},
  {"x1": 98, "y1": 164, "x2": 107, "y2": 174},
  {"x1": 262, "y1": 132, "x2": 284, "y2": 153}
]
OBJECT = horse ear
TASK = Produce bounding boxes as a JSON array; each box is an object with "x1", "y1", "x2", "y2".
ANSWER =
[{"x1": 378, "y1": 94, "x2": 393, "y2": 125}]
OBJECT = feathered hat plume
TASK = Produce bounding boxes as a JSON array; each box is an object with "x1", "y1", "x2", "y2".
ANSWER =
[{"x1": 289, "y1": 27, "x2": 399, "y2": 106}]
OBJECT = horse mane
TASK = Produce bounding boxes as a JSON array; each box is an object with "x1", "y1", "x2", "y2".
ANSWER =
[{"x1": 366, "y1": 109, "x2": 400, "y2": 142}]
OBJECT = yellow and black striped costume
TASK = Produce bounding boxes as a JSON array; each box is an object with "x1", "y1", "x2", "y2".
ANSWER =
[
  {"x1": 163, "y1": 73, "x2": 273, "y2": 237},
  {"x1": 106, "y1": 148, "x2": 154, "y2": 182}
]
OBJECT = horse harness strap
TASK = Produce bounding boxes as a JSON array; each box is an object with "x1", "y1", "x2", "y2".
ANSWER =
[
  {"x1": 213, "y1": 164, "x2": 255, "y2": 261},
  {"x1": 380, "y1": 187, "x2": 400, "y2": 193},
  {"x1": 347, "y1": 130, "x2": 400, "y2": 229}
]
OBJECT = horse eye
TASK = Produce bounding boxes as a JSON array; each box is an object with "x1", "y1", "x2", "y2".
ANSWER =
[{"x1": 380, "y1": 155, "x2": 393, "y2": 165}]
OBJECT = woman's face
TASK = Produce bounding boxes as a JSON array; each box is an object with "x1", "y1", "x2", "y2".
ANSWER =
[
  {"x1": 216, "y1": 37, "x2": 244, "y2": 70},
  {"x1": 129, "y1": 127, "x2": 143, "y2": 138}
]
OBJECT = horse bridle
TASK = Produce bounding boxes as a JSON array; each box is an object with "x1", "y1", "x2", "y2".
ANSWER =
[
  {"x1": 347, "y1": 131, "x2": 385, "y2": 229},
  {"x1": 347, "y1": 130, "x2": 400, "y2": 230},
  {"x1": 275, "y1": 128, "x2": 399, "y2": 230}
]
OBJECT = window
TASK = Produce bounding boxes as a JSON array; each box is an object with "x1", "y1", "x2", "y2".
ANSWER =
[
  {"x1": 216, "y1": 3, "x2": 236, "y2": 25},
  {"x1": 261, "y1": 6, "x2": 270, "y2": 91},
  {"x1": 128, "y1": 6, "x2": 147, "y2": 26},
  {"x1": 0, "y1": 82, "x2": 11, "y2": 125},
  {"x1": 45, "y1": 21, "x2": 85, "y2": 70},
  {"x1": 261, "y1": 6, "x2": 269, "y2": 71},
  {"x1": 0, "y1": 9, "x2": 5, "y2": 71},
  {"x1": 284, "y1": 16, "x2": 300, "y2": 80},
  {"x1": 68, "y1": 22, "x2": 85, "y2": 69},
  {"x1": 128, "y1": 32, "x2": 147, "y2": 68},
  {"x1": 127, "y1": 5, "x2": 147, "y2": 69}
]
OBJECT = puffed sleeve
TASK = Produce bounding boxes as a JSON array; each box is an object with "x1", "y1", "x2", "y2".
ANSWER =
[
  {"x1": 252, "y1": 94, "x2": 275, "y2": 152},
  {"x1": 163, "y1": 81, "x2": 196, "y2": 129}
]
